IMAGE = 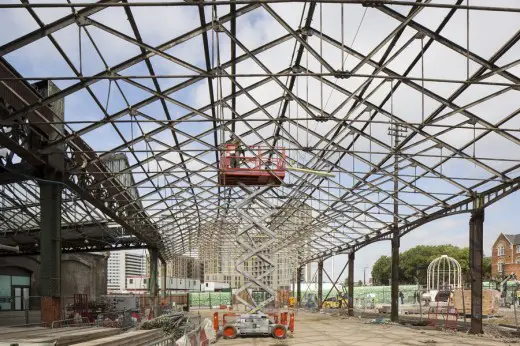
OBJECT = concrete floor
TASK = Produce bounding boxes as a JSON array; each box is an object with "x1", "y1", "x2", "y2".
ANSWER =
[
  {"x1": 0, "y1": 310, "x2": 41, "y2": 326},
  {"x1": 217, "y1": 311, "x2": 513, "y2": 346}
]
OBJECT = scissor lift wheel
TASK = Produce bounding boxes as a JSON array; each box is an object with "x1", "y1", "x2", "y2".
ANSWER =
[
  {"x1": 223, "y1": 325, "x2": 238, "y2": 339},
  {"x1": 271, "y1": 324, "x2": 288, "y2": 339}
]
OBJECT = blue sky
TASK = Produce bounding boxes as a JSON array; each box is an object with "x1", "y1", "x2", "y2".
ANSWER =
[{"x1": 1, "y1": 1, "x2": 520, "y2": 272}]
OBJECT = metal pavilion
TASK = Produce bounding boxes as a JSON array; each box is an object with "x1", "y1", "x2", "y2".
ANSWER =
[{"x1": 0, "y1": 0, "x2": 519, "y2": 333}]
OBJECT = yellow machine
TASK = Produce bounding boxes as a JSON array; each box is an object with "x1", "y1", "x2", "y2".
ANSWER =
[
  {"x1": 288, "y1": 297, "x2": 296, "y2": 308},
  {"x1": 322, "y1": 295, "x2": 348, "y2": 309}
]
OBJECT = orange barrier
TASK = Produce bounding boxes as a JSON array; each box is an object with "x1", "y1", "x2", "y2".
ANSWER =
[
  {"x1": 213, "y1": 312, "x2": 219, "y2": 334},
  {"x1": 280, "y1": 312, "x2": 288, "y2": 325}
]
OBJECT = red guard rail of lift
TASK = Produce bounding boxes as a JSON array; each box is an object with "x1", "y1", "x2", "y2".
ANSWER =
[{"x1": 219, "y1": 145, "x2": 286, "y2": 186}]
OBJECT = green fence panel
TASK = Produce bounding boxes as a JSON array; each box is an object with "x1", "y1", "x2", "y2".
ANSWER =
[{"x1": 189, "y1": 292, "x2": 232, "y2": 307}]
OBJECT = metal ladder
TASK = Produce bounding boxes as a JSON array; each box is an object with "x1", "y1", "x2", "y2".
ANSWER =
[{"x1": 234, "y1": 183, "x2": 277, "y2": 312}]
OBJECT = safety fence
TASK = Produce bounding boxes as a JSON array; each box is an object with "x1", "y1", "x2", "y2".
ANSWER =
[{"x1": 188, "y1": 292, "x2": 232, "y2": 309}]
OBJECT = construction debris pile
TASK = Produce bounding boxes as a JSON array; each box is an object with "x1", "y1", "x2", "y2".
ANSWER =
[
  {"x1": 96, "y1": 310, "x2": 136, "y2": 329},
  {"x1": 140, "y1": 312, "x2": 197, "y2": 340}
]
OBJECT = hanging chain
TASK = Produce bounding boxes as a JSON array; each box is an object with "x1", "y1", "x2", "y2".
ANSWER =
[
  {"x1": 306, "y1": 47, "x2": 309, "y2": 147},
  {"x1": 369, "y1": 116, "x2": 372, "y2": 164},
  {"x1": 320, "y1": 2, "x2": 323, "y2": 118},
  {"x1": 105, "y1": 80, "x2": 112, "y2": 111},
  {"x1": 421, "y1": 36, "x2": 425, "y2": 123},
  {"x1": 473, "y1": 121, "x2": 476, "y2": 167},
  {"x1": 440, "y1": 146, "x2": 443, "y2": 175},
  {"x1": 78, "y1": 25, "x2": 83, "y2": 75},
  {"x1": 341, "y1": 3, "x2": 344, "y2": 71},
  {"x1": 467, "y1": 0, "x2": 470, "y2": 80}
]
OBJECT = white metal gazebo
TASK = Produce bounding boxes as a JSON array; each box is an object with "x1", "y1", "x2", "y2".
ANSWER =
[{"x1": 427, "y1": 255, "x2": 462, "y2": 293}]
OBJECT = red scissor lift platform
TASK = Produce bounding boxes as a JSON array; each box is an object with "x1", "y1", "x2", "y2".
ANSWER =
[{"x1": 219, "y1": 145, "x2": 286, "y2": 186}]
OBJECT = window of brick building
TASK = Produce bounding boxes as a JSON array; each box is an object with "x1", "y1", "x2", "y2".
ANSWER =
[
  {"x1": 498, "y1": 246, "x2": 505, "y2": 256},
  {"x1": 516, "y1": 245, "x2": 520, "y2": 253},
  {"x1": 516, "y1": 258, "x2": 520, "y2": 264},
  {"x1": 498, "y1": 262, "x2": 504, "y2": 273}
]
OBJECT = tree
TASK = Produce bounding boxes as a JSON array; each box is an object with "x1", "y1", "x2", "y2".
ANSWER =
[
  {"x1": 483, "y1": 257, "x2": 492, "y2": 280},
  {"x1": 358, "y1": 280, "x2": 363, "y2": 286},
  {"x1": 372, "y1": 255, "x2": 391, "y2": 286},
  {"x1": 371, "y1": 245, "x2": 486, "y2": 286}
]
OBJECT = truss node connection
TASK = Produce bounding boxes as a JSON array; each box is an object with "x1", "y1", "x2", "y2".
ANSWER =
[{"x1": 0, "y1": 0, "x2": 519, "y2": 265}]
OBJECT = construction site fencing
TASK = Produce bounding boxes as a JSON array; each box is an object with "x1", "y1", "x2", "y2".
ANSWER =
[
  {"x1": 188, "y1": 292, "x2": 232, "y2": 309},
  {"x1": 301, "y1": 285, "x2": 422, "y2": 307}
]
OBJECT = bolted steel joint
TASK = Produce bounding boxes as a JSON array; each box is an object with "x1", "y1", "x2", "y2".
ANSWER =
[
  {"x1": 334, "y1": 70, "x2": 350, "y2": 79},
  {"x1": 291, "y1": 65, "x2": 304, "y2": 74},
  {"x1": 76, "y1": 15, "x2": 91, "y2": 27},
  {"x1": 213, "y1": 67, "x2": 225, "y2": 76},
  {"x1": 129, "y1": 108, "x2": 138, "y2": 116},
  {"x1": 413, "y1": 32, "x2": 426, "y2": 40},
  {"x1": 301, "y1": 27, "x2": 313, "y2": 37},
  {"x1": 212, "y1": 20, "x2": 225, "y2": 33},
  {"x1": 362, "y1": 0, "x2": 384, "y2": 8},
  {"x1": 316, "y1": 115, "x2": 330, "y2": 123}
]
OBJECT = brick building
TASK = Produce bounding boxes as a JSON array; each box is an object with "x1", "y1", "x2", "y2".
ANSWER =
[{"x1": 491, "y1": 233, "x2": 520, "y2": 279}]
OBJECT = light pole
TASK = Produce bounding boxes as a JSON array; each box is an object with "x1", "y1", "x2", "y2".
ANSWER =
[{"x1": 363, "y1": 267, "x2": 369, "y2": 286}]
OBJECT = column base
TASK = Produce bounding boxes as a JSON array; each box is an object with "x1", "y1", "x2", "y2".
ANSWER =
[{"x1": 41, "y1": 296, "x2": 61, "y2": 326}]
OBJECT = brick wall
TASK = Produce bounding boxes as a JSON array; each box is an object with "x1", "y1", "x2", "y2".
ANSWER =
[{"x1": 491, "y1": 234, "x2": 520, "y2": 278}]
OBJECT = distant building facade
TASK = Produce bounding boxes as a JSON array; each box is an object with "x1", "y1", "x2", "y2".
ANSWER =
[
  {"x1": 126, "y1": 276, "x2": 200, "y2": 293},
  {"x1": 166, "y1": 256, "x2": 203, "y2": 281},
  {"x1": 107, "y1": 251, "x2": 147, "y2": 292},
  {"x1": 491, "y1": 233, "x2": 520, "y2": 279}
]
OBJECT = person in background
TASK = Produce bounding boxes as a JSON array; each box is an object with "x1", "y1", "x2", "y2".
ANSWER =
[
  {"x1": 227, "y1": 135, "x2": 245, "y2": 168},
  {"x1": 225, "y1": 135, "x2": 241, "y2": 168},
  {"x1": 399, "y1": 291, "x2": 404, "y2": 304}
]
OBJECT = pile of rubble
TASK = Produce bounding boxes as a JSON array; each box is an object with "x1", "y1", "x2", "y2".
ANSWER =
[{"x1": 140, "y1": 312, "x2": 198, "y2": 340}]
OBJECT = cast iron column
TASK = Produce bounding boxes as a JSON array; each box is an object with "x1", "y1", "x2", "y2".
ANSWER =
[
  {"x1": 148, "y1": 248, "x2": 159, "y2": 317},
  {"x1": 160, "y1": 259, "x2": 167, "y2": 299},
  {"x1": 317, "y1": 260, "x2": 323, "y2": 309},
  {"x1": 348, "y1": 251, "x2": 355, "y2": 316},
  {"x1": 469, "y1": 206, "x2": 484, "y2": 334},
  {"x1": 390, "y1": 228, "x2": 400, "y2": 322},
  {"x1": 34, "y1": 81, "x2": 65, "y2": 325},
  {"x1": 296, "y1": 266, "x2": 302, "y2": 307},
  {"x1": 39, "y1": 180, "x2": 62, "y2": 324}
]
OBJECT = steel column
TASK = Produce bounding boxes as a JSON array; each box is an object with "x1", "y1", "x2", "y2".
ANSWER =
[
  {"x1": 348, "y1": 252, "x2": 355, "y2": 316},
  {"x1": 296, "y1": 266, "x2": 302, "y2": 306},
  {"x1": 160, "y1": 259, "x2": 167, "y2": 299},
  {"x1": 39, "y1": 180, "x2": 62, "y2": 325},
  {"x1": 317, "y1": 260, "x2": 323, "y2": 309},
  {"x1": 390, "y1": 228, "x2": 400, "y2": 322},
  {"x1": 469, "y1": 206, "x2": 484, "y2": 334},
  {"x1": 148, "y1": 248, "x2": 159, "y2": 317}
]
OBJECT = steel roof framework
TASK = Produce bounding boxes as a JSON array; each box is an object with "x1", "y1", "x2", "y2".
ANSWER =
[{"x1": 0, "y1": 0, "x2": 519, "y2": 262}]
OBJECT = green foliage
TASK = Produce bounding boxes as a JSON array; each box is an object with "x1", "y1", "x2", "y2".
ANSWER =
[
  {"x1": 483, "y1": 257, "x2": 492, "y2": 280},
  {"x1": 371, "y1": 245, "x2": 492, "y2": 285},
  {"x1": 371, "y1": 255, "x2": 391, "y2": 286}
]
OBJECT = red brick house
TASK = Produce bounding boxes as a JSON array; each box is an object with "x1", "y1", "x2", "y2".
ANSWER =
[{"x1": 491, "y1": 233, "x2": 520, "y2": 279}]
